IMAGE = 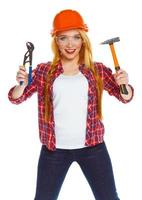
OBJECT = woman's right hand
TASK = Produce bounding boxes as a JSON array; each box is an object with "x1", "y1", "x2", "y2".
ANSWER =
[{"x1": 16, "y1": 65, "x2": 28, "y2": 86}]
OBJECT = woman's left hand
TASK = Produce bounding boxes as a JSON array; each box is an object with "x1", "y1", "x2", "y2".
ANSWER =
[
  {"x1": 114, "y1": 69, "x2": 129, "y2": 86},
  {"x1": 114, "y1": 69, "x2": 133, "y2": 100}
]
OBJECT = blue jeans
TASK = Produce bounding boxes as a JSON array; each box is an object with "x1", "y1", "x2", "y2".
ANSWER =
[{"x1": 34, "y1": 142, "x2": 120, "y2": 200}]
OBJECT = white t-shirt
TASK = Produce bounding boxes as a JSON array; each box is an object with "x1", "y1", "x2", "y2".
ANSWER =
[{"x1": 53, "y1": 71, "x2": 89, "y2": 149}]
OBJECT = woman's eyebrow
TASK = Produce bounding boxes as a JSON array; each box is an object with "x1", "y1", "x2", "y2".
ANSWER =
[{"x1": 58, "y1": 34, "x2": 81, "y2": 37}]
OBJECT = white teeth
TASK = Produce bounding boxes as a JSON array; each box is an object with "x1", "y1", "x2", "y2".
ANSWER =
[{"x1": 65, "y1": 49, "x2": 76, "y2": 53}]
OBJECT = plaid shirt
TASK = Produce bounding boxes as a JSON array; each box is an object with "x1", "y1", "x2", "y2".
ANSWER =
[{"x1": 8, "y1": 61, "x2": 134, "y2": 151}]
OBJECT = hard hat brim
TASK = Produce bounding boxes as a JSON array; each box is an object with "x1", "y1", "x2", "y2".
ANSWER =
[{"x1": 51, "y1": 25, "x2": 88, "y2": 37}]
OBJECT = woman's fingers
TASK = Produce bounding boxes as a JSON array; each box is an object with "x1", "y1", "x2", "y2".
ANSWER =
[
  {"x1": 114, "y1": 69, "x2": 129, "y2": 85},
  {"x1": 16, "y1": 65, "x2": 28, "y2": 85}
]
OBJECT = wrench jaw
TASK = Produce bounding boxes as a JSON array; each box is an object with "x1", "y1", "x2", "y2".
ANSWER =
[
  {"x1": 23, "y1": 42, "x2": 34, "y2": 66},
  {"x1": 20, "y1": 42, "x2": 34, "y2": 86}
]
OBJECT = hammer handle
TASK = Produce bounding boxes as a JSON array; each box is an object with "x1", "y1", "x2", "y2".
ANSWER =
[
  {"x1": 109, "y1": 44, "x2": 119, "y2": 67},
  {"x1": 120, "y1": 84, "x2": 128, "y2": 95},
  {"x1": 115, "y1": 66, "x2": 128, "y2": 95},
  {"x1": 109, "y1": 44, "x2": 128, "y2": 95}
]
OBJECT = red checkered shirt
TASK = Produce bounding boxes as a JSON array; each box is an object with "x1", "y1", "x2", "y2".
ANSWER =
[{"x1": 8, "y1": 61, "x2": 134, "y2": 151}]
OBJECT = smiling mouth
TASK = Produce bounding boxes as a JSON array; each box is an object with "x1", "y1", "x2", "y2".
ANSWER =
[{"x1": 65, "y1": 49, "x2": 76, "y2": 54}]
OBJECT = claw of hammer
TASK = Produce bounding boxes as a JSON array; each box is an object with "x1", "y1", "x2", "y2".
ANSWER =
[{"x1": 100, "y1": 37, "x2": 120, "y2": 45}]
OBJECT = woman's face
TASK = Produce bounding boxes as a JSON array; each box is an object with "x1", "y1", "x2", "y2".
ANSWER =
[{"x1": 56, "y1": 29, "x2": 83, "y2": 61}]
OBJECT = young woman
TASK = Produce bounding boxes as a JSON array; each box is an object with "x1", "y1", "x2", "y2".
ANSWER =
[{"x1": 8, "y1": 9, "x2": 134, "y2": 200}]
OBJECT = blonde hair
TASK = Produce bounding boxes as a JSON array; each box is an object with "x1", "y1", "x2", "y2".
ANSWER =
[{"x1": 44, "y1": 30, "x2": 103, "y2": 122}]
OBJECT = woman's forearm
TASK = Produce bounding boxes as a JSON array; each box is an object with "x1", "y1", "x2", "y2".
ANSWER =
[{"x1": 12, "y1": 85, "x2": 26, "y2": 99}]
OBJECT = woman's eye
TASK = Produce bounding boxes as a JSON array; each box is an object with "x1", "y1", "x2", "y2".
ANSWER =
[
  {"x1": 59, "y1": 36, "x2": 67, "y2": 41},
  {"x1": 74, "y1": 36, "x2": 81, "y2": 39}
]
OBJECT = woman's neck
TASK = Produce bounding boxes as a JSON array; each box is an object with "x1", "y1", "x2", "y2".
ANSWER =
[
  {"x1": 60, "y1": 58, "x2": 81, "y2": 75},
  {"x1": 61, "y1": 59, "x2": 80, "y2": 70}
]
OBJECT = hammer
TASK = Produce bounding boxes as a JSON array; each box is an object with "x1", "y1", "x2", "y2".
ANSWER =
[{"x1": 101, "y1": 37, "x2": 128, "y2": 95}]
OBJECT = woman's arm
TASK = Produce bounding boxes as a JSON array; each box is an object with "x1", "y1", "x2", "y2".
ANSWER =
[
  {"x1": 8, "y1": 65, "x2": 37, "y2": 104},
  {"x1": 96, "y1": 62, "x2": 134, "y2": 103}
]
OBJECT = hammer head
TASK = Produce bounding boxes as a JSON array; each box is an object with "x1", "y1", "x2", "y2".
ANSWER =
[{"x1": 101, "y1": 37, "x2": 120, "y2": 45}]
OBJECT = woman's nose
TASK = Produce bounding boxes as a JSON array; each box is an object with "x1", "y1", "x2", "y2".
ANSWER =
[{"x1": 66, "y1": 38, "x2": 73, "y2": 47}]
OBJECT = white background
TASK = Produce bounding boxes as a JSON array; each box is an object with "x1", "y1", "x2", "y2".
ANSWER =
[{"x1": 0, "y1": 0, "x2": 141, "y2": 199}]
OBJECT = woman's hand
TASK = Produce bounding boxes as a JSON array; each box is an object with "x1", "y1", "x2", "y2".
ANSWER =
[
  {"x1": 11, "y1": 66, "x2": 28, "y2": 99},
  {"x1": 16, "y1": 65, "x2": 28, "y2": 86},
  {"x1": 114, "y1": 69, "x2": 133, "y2": 100},
  {"x1": 114, "y1": 69, "x2": 129, "y2": 86}
]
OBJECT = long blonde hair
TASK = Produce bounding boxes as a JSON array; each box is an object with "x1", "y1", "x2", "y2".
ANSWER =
[{"x1": 44, "y1": 30, "x2": 103, "y2": 122}]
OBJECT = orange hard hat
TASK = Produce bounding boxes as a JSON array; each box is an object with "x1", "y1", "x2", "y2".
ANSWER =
[{"x1": 51, "y1": 9, "x2": 88, "y2": 36}]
